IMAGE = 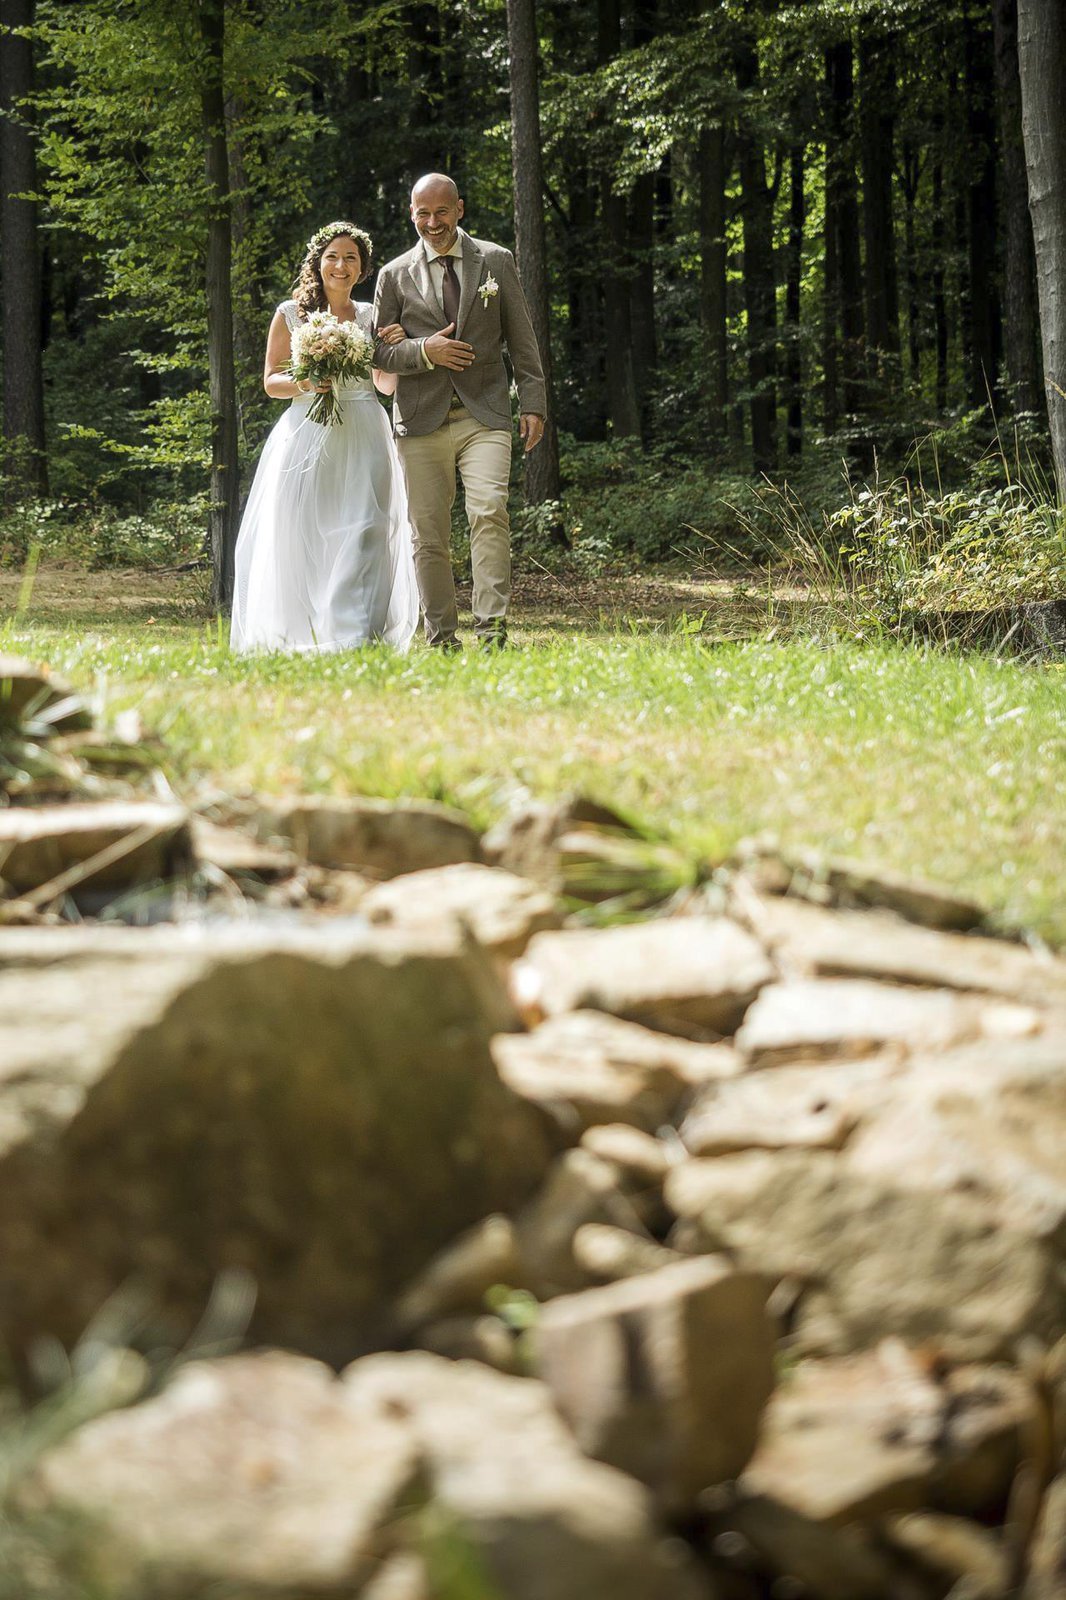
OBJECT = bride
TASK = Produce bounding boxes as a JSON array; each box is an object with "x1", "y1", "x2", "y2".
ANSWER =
[{"x1": 230, "y1": 221, "x2": 420, "y2": 653}]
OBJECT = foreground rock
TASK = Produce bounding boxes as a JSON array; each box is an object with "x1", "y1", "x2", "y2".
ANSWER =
[
  {"x1": 517, "y1": 917, "x2": 774, "y2": 1038},
  {"x1": 739, "y1": 892, "x2": 1066, "y2": 1010},
  {"x1": 33, "y1": 1353, "x2": 419, "y2": 1594},
  {"x1": 0, "y1": 654, "x2": 91, "y2": 730},
  {"x1": 734, "y1": 978, "x2": 1040, "y2": 1067},
  {"x1": 0, "y1": 800, "x2": 191, "y2": 896},
  {"x1": 0, "y1": 924, "x2": 552, "y2": 1363},
  {"x1": 536, "y1": 1257, "x2": 775, "y2": 1511},
  {"x1": 254, "y1": 794, "x2": 480, "y2": 877},
  {"x1": 742, "y1": 1343, "x2": 1028, "y2": 1523},
  {"x1": 343, "y1": 1352, "x2": 710, "y2": 1600},
  {"x1": 666, "y1": 1141, "x2": 1064, "y2": 1360},
  {"x1": 361, "y1": 861, "x2": 562, "y2": 956}
]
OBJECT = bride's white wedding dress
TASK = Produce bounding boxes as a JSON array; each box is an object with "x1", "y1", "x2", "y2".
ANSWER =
[{"x1": 230, "y1": 299, "x2": 419, "y2": 653}]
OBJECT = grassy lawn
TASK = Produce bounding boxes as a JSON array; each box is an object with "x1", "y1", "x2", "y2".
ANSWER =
[{"x1": 3, "y1": 566, "x2": 1065, "y2": 944}]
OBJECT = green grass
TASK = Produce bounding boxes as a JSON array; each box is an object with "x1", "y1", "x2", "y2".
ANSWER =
[{"x1": 4, "y1": 570, "x2": 1064, "y2": 946}]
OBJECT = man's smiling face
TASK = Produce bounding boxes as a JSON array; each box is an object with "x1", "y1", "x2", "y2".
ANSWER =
[{"x1": 411, "y1": 180, "x2": 464, "y2": 253}]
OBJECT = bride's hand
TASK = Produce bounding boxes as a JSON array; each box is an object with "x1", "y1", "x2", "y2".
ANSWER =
[{"x1": 377, "y1": 323, "x2": 407, "y2": 346}]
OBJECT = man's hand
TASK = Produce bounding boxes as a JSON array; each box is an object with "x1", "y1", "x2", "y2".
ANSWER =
[
  {"x1": 424, "y1": 322, "x2": 476, "y2": 371},
  {"x1": 519, "y1": 413, "x2": 545, "y2": 453}
]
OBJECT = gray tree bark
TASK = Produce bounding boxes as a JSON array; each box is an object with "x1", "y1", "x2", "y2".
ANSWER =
[
  {"x1": 199, "y1": 0, "x2": 240, "y2": 608},
  {"x1": 506, "y1": 0, "x2": 561, "y2": 510},
  {"x1": 1018, "y1": 0, "x2": 1066, "y2": 499},
  {"x1": 0, "y1": 0, "x2": 47, "y2": 496},
  {"x1": 994, "y1": 0, "x2": 1042, "y2": 416},
  {"x1": 698, "y1": 123, "x2": 728, "y2": 443}
]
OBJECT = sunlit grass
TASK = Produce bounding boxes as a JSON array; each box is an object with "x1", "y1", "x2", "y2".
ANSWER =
[{"x1": 4, "y1": 577, "x2": 1064, "y2": 944}]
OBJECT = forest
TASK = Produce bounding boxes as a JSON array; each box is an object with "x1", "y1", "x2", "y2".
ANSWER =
[{"x1": 1, "y1": 0, "x2": 1064, "y2": 620}]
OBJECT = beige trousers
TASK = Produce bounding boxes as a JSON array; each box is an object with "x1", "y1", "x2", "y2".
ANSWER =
[{"x1": 398, "y1": 408, "x2": 512, "y2": 644}]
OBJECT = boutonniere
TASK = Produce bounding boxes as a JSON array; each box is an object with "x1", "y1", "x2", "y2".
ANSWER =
[{"x1": 478, "y1": 274, "x2": 500, "y2": 307}]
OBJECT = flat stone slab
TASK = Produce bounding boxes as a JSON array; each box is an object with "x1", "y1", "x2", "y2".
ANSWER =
[
  {"x1": 742, "y1": 1345, "x2": 1027, "y2": 1523},
  {"x1": 361, "y1": 861, "x2": 562, "y2": 957},
  {"x1": 254, "y1": 795, "x2": 480, "y2": 877},
  {"x1": 190, "y1": 816, "x2": 298, "y2": 878},
  {"x1": 536, "y1": 1256, "x2": 775, "y2": 1510},
  {"x1": 680, "y1": 1058, "x2": 901, "y2": 1156},
  {"x1": 737, "y1": 847, "x2": 986, "y2": 931},
  {"x1": 33, "y1": 1352, "x2": 418, "y2": 1593},
  {"x1": 734, "y1": 978, "x2": 1041, "y2": 1067},
  {"x1": 517, "y1": 917, "x2": 774, "y2": 1039},
  {"x1": 0, "y1": 800, "x2": 191, "y2": 895},
  {"x1": 741, "y1": 894, "x2": 1066, "y2": 1010},
  {"x1": 0, "y1": 654, "x2": 91, "y2": 731},
  {"x1": 492, "y1": 1009, "x2": 720, "y2": 1132}
]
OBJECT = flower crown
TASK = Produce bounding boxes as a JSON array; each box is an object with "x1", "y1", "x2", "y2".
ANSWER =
[{"x1": 304, "y1": 220, "x2": 372, "y2": 262}]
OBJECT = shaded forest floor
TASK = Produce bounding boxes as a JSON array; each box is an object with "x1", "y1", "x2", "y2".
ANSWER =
[
  {"x1": 3, "y1": 563, "x2": 1065, "y2": 945},
  {"x1": 0, "y1": 565, "x2": 805, "y2": 641}
]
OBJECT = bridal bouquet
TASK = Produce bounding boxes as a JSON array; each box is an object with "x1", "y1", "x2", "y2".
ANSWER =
[{"x1": 288, "y1": 311, "x2": 373, "y2": 426}]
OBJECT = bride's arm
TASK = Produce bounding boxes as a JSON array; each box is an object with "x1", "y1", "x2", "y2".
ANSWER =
[
  {"x1": 262, "y1": 309, "x2": 324, "y2": 399},
  {"x1": 373, "y1": 367, "x2": 398, "y2": 396},
  {"x1": 372, "y1": 320, "x2": 405, "y2": 395}
]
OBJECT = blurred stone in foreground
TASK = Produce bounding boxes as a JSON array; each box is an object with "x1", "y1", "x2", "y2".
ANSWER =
[{"x1": 0, "y1": 924, "x2": 552, "y2": 1364}]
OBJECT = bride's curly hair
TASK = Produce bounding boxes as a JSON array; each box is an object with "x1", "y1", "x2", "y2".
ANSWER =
[{"x1": 292, "y1": 221, "x2": 373, "y2": 318}]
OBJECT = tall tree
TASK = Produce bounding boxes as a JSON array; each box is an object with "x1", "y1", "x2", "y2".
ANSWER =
[
  {"x1": 698, "y1": 121, "x2": 728, "y2": 443},
  {"x1": 993, "y1": 0, "x2": 1042, "y2": 414},
  {"x1": 859, "y1": 35, "x2": 900, "y2": 374},
  {"x1": 1018, "y1": 0, "x2": 1066, "y2": 498},
  {"x1": 0, "y1": 0, "x2": 47, "y2": 495},
  {"x1": 963, "y1": 4, "x2": 1001, "y2": 407},
  {"x1": 826, "y1": 40, "x2": 864, "y2": 423},
  {"x1": 597, "y1": 0, "x2": 641, "y2": 440},
  {"x1": 785, "y1": 141, "x2": 804, "y2": 455},
  {"x1": 505, "y1": 0, "x2": 562, "y2": 508},
  {"x1": 199, "y1": 0, "x2": 239, "y2": 607},
  {"x1": 735, "y1": 25, "x2": 777, "y2": 472}
]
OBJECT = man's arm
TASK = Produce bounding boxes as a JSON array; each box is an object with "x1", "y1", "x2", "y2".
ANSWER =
[
  {"x1": 372, "y1": 271, "x2": 433, "y2": 375},
  {"x1": 373, "y1": 270, "x2": 478, "y2": 375},
  {"x1": 497, "y1": 250, "x2": 547, "y2": 419}
]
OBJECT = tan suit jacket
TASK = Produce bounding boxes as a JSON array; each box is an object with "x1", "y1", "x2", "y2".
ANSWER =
[{"x1": 372, "y1": 229, "x2": 547, "y2": 436}]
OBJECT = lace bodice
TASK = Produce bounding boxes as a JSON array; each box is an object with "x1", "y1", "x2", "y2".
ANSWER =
[{"x1": 278, "y1": 299, "x2": 375, "y2": 398}]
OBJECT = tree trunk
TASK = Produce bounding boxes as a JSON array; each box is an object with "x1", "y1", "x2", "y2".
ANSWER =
[
  {"x1": 994, "y1": 0, "x2": 1042, "y2": 415},
  {"x1": 859, "y1": 37, "x2": 900, "y2": 374},
  {"x1": 826, "y1": 40, "x2": 865, "y2": 421},
  {"x1": 199, "y1": 0, "x2": 240, "y2": 608},
  {"x1": 597, "y1": 0, "x2": 641, "y2": 440},
  {"x1": 1018, "y1": 0, "x2": 1066, "y2": 498},
  {"x1": 698, "y1": 122, "x2": 728, "y2": 443},
  {"x1": 0, "y1": 0, "x2": 46, "y2": 496},
  {"x1": 822, "y1": 121, "x2": 840, "y2": 434},
  {"x1": 506, "y1": 0, "x2": 562, "y2": 510},
  {"x1": 629, "y1": 172, "x2": 657, "y2": 425},
  {"x1": 901, "y1": 142, "x2": 922, "y2": 388},
  {"x1": 932, "y1": 147, "x2": 949, "y2": 412},
  {"x1": 785, "y1": 143, "x2": 804, "y2": 455},
  {"x1": 736, "y1": 32, "x2": 777, "y2": 473},
  {"x1": 964, "y1": 5, "x2": 1001, "y2": 408},
  {"x1": 565, "y1": 160, "x2": 603, "y2": 437}
]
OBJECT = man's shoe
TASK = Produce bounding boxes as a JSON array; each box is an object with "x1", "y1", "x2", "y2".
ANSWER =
[
  {"x1": 477, "y1": 628, "x2": 508, "y2": 652},
  {"x1": 429, "y1": 635, "x2": 463, "y2": 654}
]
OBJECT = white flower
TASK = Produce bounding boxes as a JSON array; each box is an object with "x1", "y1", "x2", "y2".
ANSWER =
[{"x1": 478, "y1": 273, "x2": 500, "y2": 306}]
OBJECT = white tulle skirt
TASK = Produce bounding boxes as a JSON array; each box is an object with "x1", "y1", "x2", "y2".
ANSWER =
[{"x1": 230, "y1": 384, "x2": 420, "y2": 654}]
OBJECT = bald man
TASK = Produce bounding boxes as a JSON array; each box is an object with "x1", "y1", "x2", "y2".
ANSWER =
[{"x1": 372, "y1": 174, "x2": 546, "y2": 651}]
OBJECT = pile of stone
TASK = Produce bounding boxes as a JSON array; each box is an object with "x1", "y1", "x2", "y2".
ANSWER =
[{"x1": 1, "y1": 658, "x2": 1065, "y2": 1599}]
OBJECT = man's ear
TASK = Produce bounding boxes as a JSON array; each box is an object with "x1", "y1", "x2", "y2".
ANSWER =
[{"x1": 457, "y1": 198, "x2": 465, "y2": 221}]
